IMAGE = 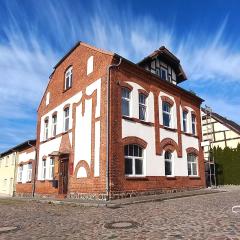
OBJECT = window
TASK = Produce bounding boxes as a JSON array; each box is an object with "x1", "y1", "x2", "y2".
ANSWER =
[
  {"x1": 5, "y1": 156, "x2": 9, "y2": 167},
  {"x1": 46, "y1": 92, "x2": 50, "y2": 105},
  {"x1": 49, "y1": 158, "x2": 54, "y2": 179},
  {"x1": 192, "y1": 114, "x2": 196, "y2": 135},
  {"x1": 42, "y1": 160, "x2": 46, "y2": 180},
  {"x1": 162, "y1": 102, "x2": 171, "y2": 127},
  {"x1": 52, "y1": 114, "x2": 57, "y2": 137},
  {"x1": 3, "y1": 179, "x2": 7, "y2": 190},
  {"x1": 87, "y1": 56, "x2": 94, "y2": 75},
  {"x1": 122, "y1": 88, "x2": 130, "y2": 117},
  {"x1": 139, "y1": 93, "x2": 147, "y2": 121},
  {"x1": 27, "y1": 163, "x2": 32, "y2": 182},
  {"x1": 187, "y1": 153, "x2": 198, "y2": 176},
  {"x1": 65, "y1": 66, "x2": 73, "y2": 90},
  {"x1": 183, "y1": 111, "x2": 188, "y2": 132},
  {"x1": 124, "y1": 144, "x2": 144, "y2": 176},
  {"x1": 18, "y1": 165, "x2": 23, "y2": 182},
  {"x1": 160, "y1": 67, "x2": 167, "y2": 80},
  {"x1": 44, "y1": 118, "x2": 49, "y2": 140},
  {"x1": 165, "y1": 151, "x2": 173, "y2": 176},
  {"x1": 0, "y1": 158, "x2": 2, "y2": 168},
  {"x1": 63, "y1": 108, "x2": 70, "y2": 131},
  {"x1": 11, "y1": 153, "x2": 15, "y2": 166}
]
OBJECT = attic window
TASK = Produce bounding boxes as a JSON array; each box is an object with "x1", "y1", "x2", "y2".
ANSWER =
[
  {"x1": 46, "y1": 92, "x2": 50, "y2": 106},
  {"x1": 65, "y1": 66, "x2": 73, "y2": 90}
]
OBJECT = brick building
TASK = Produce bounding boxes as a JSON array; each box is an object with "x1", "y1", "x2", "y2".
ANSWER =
[{"x1": 23, "y1": 42, "x2": 205, "y2": 200}]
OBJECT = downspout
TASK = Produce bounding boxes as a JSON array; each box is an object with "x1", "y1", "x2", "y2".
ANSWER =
[
  {"x1": 27, "y1": 141, "x2": 38, "y2": 197},
  {"x1": 106, "y1": 56, "x2": 122, "y2": 201}
]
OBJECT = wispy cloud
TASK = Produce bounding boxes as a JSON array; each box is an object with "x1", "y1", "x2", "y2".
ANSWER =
[{"x1": 0, "y1": 0, "x2": 240, "y2": 151}]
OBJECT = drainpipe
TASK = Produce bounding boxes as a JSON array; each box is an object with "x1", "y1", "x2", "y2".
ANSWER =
[
  {"x1": 27, "y1": 141, "x2": 38, "y2": 197},
  {"x1": 106, "y1": 56, "x2": 122, "y2": 201}
]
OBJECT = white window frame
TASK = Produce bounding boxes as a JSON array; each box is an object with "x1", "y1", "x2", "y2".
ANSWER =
[
  {"x1": 27, "y1": 163, "x2": 32, "y2": 182},
  {"x1": 183, "y1": 111, "x2": 188, "y2": 132},
  {"x1": 52, "y1": 114, "x2": 57, "y2": 137},
  {"x1": 164, "y1": 151, "x2": 174, "y2": 177},
  {"x1": 49, "y1": 158, "x2": 54, "y2": 180},
  {"x1": 124, "y1": 144, "x2": 145, "y2": 177},
  {"x1": 42, "y1": 160, "x2": 46, "y2": 180},
  {"x1": 162, "y1": 102, "x2": 172, "y2": 127},
  {"x1": 139, "y1": 93, "x2": 147, "y2": 121},
  {"x1": 160, "y1": 67, "x2": 167, "y2": 80},
  {"x1": 44, "y1": 118, "x2": 49, "y2": 140},
  {"x1": 3, "y1": 179, "x2": 7, "y2": 190},
  {"x1": 192, "y1": 114, "x2": 196, "y2": 135},
  {"x1": 63, "y1": 107, "x2": 70, "y2": 132},
  {"x1": 187, "y1": 153, "x2": 198, "y2": 176},
  {"x1": 64, "y1": 66, "x2": 73, "y2": 90},
  {"x1": 18, "y1": 165, "x2": 23, "y2": 182},
  {"x1": 5, "y1": 156, "x2": 9, "y2": 167},
  {"x1": 121, "y1": 88, "x2": 131, "y2": 117}
]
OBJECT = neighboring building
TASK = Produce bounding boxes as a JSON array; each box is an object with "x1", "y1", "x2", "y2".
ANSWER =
[
  {"x1": 15, "y1": 141, "x2": 36, "y2": 197},
  {"x1": 0, "y1": 151, "x2": 17, "y2": 196},
  {"x1": 202, "y1": 108, "x2": 240, "y2": 159},
  {"x1": 0, "y1": 140, "x2": 36, "y2": 197},
  {"x1": 34, "y1": 42, "x2": 205, "y2": 200}
]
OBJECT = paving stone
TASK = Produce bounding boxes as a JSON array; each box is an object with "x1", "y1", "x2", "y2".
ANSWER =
[{"x1": 0, "y1": 189, "x2": 240, "y2": 239}]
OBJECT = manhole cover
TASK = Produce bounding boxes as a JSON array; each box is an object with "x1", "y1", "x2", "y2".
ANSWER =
[
  {"x1": 0, "y1": 226, "x2": 20, "y2": 234},
  {"x1": 104, "y1": 221, "x2": 139, "y2": 229}
]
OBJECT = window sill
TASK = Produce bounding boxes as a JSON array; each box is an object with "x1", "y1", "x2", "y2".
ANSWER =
[
  {"x1": 166, "y1": 176, "x2": 176, "y2": 180},
  {"x1": 17, "y1": 182, "x2": 22, "y2": 184},
  {"x1": 125, "y1": 176, "x2": 148, "y2": 180},
  {"x1": 122, "y1": 116, "x2": 154, "y2": 126},
  {"x1": 188, "y1": 176, "x2": 200, "y2": 179},
  {"x1": 182, "y1": 132, "x2": 198, "y2": 138},
  {"x1": 63, "y1": 87, "x2": 72, "y2": 93},
  {"x1": 163, "y1": 126, "x2": 177, "y2": 132}
]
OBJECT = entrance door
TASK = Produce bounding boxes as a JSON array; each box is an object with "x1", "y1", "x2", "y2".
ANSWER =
[{"x1": 58, "y1": 157, "x2": 69, "y2": 194}]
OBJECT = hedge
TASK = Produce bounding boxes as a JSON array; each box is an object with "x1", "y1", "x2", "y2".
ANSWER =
[{"x1": 213, "y1": 144, "x2": 240, "y2": 185}]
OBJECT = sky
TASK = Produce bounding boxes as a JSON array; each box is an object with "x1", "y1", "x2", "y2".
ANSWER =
[{"x1": 0, "y1": 0, "x2": 240, "y2": 152}]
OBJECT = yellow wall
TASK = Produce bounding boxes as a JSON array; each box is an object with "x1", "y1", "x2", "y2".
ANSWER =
[{"x1": 0, "y1": 152, "x2": 17, "y2": 196}]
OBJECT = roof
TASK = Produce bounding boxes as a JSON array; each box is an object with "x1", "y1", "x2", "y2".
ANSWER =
[
  {"x1": 137, "y1": 46, "x2": 187, "y2": 83},
  {"x1": 202, "y1": 108, "x2": 240, "y2": 135},
  {"x1": 0, "y1": 139, "x2": 36, "y2": 157}
]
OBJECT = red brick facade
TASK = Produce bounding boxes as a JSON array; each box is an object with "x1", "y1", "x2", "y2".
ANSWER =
[{"x1": 17, "y1": 42, "x2": 206, "y2": 200}]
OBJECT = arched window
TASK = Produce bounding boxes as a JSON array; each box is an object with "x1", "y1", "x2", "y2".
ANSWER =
[
  {"x1": 191, "y1": 114, "x2": 196, "y2": 135},
  {"x1": 122, "y1": 88, "x2": 131, "y2": 117},
  {"x1": 139, "y1": 93, "x2": 147, "y2": 121},
  {"x1": 124, "y1": 144, "x2": 144, "y2": 176},
  {"x1": 52, "y1": 114, "x2": 57, "y2": 137},
  {"x1": 164, "y1": 151, "x2": 173, "y2": 176},
  {"x1": 162, "y1": 102, "x2": 171, "y2": 127},
  {"x1": 44, "y1": 118, "x2": 49, "y2": 140},
  {"x1": 63, "y1": 107, "x2": 70, "y2": 132},
  {"x1": 187, "y1": 153, "x2": 198, "y2": 176},
  {"x1": 65, "y1": 66, "x2": 73, "y2": 90}
]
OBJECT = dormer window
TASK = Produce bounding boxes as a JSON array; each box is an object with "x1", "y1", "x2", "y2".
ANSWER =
[
  {"x1": 160, "y1": 67, "x2": 167, "y2": 80},
  {"x1": 65, "y1": 67, "x2": 73, "y2": 90}
]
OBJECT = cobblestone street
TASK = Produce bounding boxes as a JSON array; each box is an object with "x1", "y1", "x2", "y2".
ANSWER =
[{"x1": 1, "y1": 189, "x2": 240, "y2": 240}]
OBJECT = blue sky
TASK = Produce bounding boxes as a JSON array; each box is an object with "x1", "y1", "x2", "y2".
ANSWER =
[{"x1": 0, "y1": 0, "x2": 240, "y2": 152}]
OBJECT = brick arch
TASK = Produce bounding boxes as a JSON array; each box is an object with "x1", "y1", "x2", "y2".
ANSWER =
[
  {"x1": 74, "y1": 160, "x2": 90, "y2": 178},
  {"x1": 161, "y1": 95, "x2": 174, "y2": 106},
  {"x1": 118, "y1": 81, "x2": 133, "y2": 91},
  {"x1": 122, "y1": 136, "x2": 147, "y2": 149},
  {"x1": 159, "y1": 138, "x2": 179, "y2": 156},
  {"x1": 186, "y1": 147, "x2": 199, "y2": 156},
  {"x1": 138, "y1": 88, "x2": 149, "y2": 97}
]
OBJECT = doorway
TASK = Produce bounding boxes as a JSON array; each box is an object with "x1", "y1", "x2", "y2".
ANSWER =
[{"x1": 58, "y1": 156, "x2": 69, "y2": 195}]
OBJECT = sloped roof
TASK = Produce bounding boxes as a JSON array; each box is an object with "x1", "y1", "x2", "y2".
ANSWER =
[
  {"x1": 0, "y1": 139, "x2": 36, "y2": 157},
  {"x1": 137, "y1": 46, "x2": 187, "y2": 83},
  {"x1": 202, "y1": 108, "x2": 240, "y2": 135}
]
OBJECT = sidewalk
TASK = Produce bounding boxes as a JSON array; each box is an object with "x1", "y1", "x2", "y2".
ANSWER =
[{"x1": 0, "y1": 188, "x2": 225, "y2": 208}]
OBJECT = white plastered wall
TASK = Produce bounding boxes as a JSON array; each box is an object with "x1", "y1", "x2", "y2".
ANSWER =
[{"x1": 122, "y1": 82, "x2": 201, "y2": 177}]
